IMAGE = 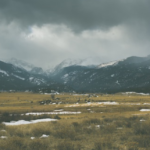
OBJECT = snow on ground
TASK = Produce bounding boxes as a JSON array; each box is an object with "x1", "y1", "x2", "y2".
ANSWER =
[
  {"x1": 3, "y1": 118, "x2": 57, "y2": 126},
  {"x1": 95, "y1": 125, "x2": 100, "y2": 128},
  {"x1": 120, "y1": 103, "x2": 141, "y2": 105},
  {"x1": 111, "y1": 74, "x2": 115, "y2": 77},
  {"x1": 98, "y1": 102, "x2": 118, "y2": 105},
  {"x1": 65, "y1": 102, "x2": 150, "y2": 107},
  {"x1": 140, "y1": 119, "x2": 146, "y2": 121},
  {"x1": 0, "y1": 136, "x2": 7, "y2": 139},
  {"x1": 24, "y1": 111, "x2": 81, "y2": 115},
  {"x1": 0, "y1": 130, "x2": 6, "y2": 132},
  {"x1": 54, "y1": 109, "x2": 64, "y2": 111},
  {"x1": 31, "y1": 137, "x2": 35, "y2": 140},
  {"x1": 0, "y1": 69, "x2": 9, "y2": 76},
  {"x1": 140, "y1": 109, "x2": 150, "y2": 112},
  {"x1": 123, "y1": 92, "x2": 150, "y2": 95},
  {"x1": 66, "y1": 102, "x2": 118, "y2": 107},
  {"x1": 40, "y1": 134, "x2": 49, "y2": 138},
  {"x1": 97, "y1": 60, "x2": 119, "y2": 68},
  {"x1": 117, "y1": 127, "x2": 123, "y2": 130},
  {"x1": 12, "y1": 74, "x2": 25, "y2": 80},
  {"x1": 63, "y1": 74, "x2": 68, "y2": 78},
  {"x1": 143, "y1": 103, "x2": 150, "y2": 105}
]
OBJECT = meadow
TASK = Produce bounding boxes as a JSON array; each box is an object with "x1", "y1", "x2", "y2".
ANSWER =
[{"x1": 0, "y1": 92, "x2": 150, "y2": 150}]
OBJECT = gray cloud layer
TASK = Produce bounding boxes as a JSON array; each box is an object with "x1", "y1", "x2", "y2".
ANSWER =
[
  {"x1": 0, "y1": 0, "x2": 149, "y2": 31},
  {"x1": 0, "y1": 0, "x2": 149, "y2": 69}
]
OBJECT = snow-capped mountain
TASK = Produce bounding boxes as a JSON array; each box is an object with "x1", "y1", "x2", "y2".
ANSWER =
[
  {"x1": 0, "y1": 60, "x2": 73, "y2": 92},
  {"x1": 8, "y1": 58, "x2": 35, "y2": 71},
  {"x1": 8, "y1": 58, "x2": 45, "y2": 75},
  {"x1": 97, "y1": 60, "x2": 124, "y2": 68},
  {"x1": 2, "y1": 55, "x2": 150, "y2": 93},
  {"x1": 50, "y1": 55, "x2": 150, "y2": 93},
  {"x1": 0, "y1": 60, "x2": 48, "y2": 90},
  {"x1": 47, "y1": 58, "x2": 97, "y2": 75}
]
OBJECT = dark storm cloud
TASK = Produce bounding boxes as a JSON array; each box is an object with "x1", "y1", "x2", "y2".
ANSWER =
[
  {"x1": 0, "y1": 0, "x2": 150, "y2": 68},
  {"x1": 0, "y1": 0, "x2": 149, "y2": 31}
]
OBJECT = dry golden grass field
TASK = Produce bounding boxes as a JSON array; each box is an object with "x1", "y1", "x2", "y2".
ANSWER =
[{"x1": 0, "y1": 92, "x2": 150, "y2": 150}]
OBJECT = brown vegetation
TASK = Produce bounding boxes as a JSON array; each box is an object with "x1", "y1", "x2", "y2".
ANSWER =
[{"x1": 0, "y1": 92, "x2": 150, "y2": 149}]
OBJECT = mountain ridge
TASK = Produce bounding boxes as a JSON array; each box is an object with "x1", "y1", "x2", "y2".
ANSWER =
[{"x1": 1, "y1": 55, "x2": 150, "y2": 93}]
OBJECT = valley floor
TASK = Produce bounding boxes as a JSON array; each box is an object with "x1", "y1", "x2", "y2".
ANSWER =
[{"x1": 0, "y1": 92, "x2": 150, "y2": 150}]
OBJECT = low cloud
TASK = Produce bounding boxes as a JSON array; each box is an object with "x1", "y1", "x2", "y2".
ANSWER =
[{"x1": 0, "y1": 0, "x2": 149, "y2": 69}]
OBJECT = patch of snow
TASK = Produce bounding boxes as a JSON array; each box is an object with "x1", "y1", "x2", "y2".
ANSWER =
[
  {"x1": 24, "y1": 111, "x2": 81, "y2": 115},
  {"x1": 84, "y1": 71, "x2": 89, "y2": 74},
  {"x1": 31, "y1": 137, "x2": 35, "y2": 140},
  {"x1": 29, "y1": 77, "x2": 46, "y2": 85},
  {"x1": 140, "y1": 109, "x2": 150, "y2": 112},
  {"x1": 40, "y1": 134, "x2": 49, "y2": 138},
  {"x1": 116, "y1": 80, "x2": 120, "y2": 84},
  {"x1": 97, "y1": 60, "x2": 124, "y2": 68},
  {"x1": 0, "y1": 136, "x2": 7, "y2": 139},
  {"x1": 66, "y1": 102, "x2": 117, "y2": 107},
  {"x1": 44, "y1": 93, "x2": 50, "y2": 95},
  {"x1": 63, "y1": 74, "x2": 68, "y2": 78},
  {"x1": 29, "y1": 77, "x2": 34, "y2": 80},
  {"x1": 98, "y1": 102, "x2": 118, "y2": 105},
  {"x1": 140, "y1": 119, "x2": 145, "y2": 122},
  {"x1": 143, "y1": 103, "x2": 150, "y2": 105},
  {"x1": 90, "y1": 73, "x2": 96, "y2": 78},
  {"x1": 54, "y1": 109, "x2": 64, "y2": 111},
  {"x1": 12, "y1": 74, "x2": 25, "y2": 80},
  {"x1": 117, "y1": 127, "x2": 123, "y2": 130},
  {"x1": 0, "y1": 130, "x2": 6, "y2": 132},
  {"x1": 95, "y1": 125, "x2": 100, "y2": 128},
  {"x1": 123, "y1": 92, "x2": 149, "y2": 95},
  {"x1": 0, "y1": 70, "x2": 9, "y2": 76},
  {"x1": 111, "y1": 74, "x2": 115, "y2": 77},
  {"x1": 3, "y1": 118, "x2": 57, "y2": 126},
  {"x1": 121, "y1": 103, "x2": 141, "y2": 105}
]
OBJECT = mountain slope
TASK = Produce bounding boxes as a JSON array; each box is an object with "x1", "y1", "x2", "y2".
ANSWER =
[
  {"x1": 0, "y1": 61, "x2": 48, "y2": 90},
  {"x1": 0, "y1": 60, "x2": 73, "y2": 92},
  {"x1": 8, "y1": 58, "x2": 35, "y2": 71},
  {"x1": 2, "y1": 55, "x2": 150, "y2": 93},
  {"x1": 50, "y1": 55, "x2": 150, "y2": 93}
]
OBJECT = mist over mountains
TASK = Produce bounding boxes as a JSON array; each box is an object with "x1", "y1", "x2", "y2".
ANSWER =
[{"x1": 1, "y1": 55, "x2": 150, "y2": 93}]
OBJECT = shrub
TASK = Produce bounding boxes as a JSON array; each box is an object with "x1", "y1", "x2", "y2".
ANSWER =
[
  {"x1": 134, "y1": 121, "x2": 150, "y2": 135},
  {"x1": 29, "y1": 139, "x2": 49, "y2": 150},
  {"x1": 94, "y1": 139, "x2": 113, "y2": 150},
  {"x1": 53, "y1": 126, "x2": 76, "y2": 140},
  {"x1": 54, "y1": 115, "x2": 61, "y2": 119},
  {"x1": 0, "y1": 123, "x2": 5, "y2": 129},
  {"x1": 55, "y1": 141, "x2": 75, "y2": 150}
]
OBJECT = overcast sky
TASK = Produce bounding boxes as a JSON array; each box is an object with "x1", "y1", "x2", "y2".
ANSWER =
[{"x1": 0, "y1": 0, "x2": 149, "y2": 69}]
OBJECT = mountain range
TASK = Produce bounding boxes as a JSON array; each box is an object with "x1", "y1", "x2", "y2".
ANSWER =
[{"x1": 1, "y1": 55, "x2": 150, "y2": 93}]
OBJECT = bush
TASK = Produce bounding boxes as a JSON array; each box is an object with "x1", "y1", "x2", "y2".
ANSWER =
[
  {"x1": 134, "y1": 121, "x2": 150, "y2": 135},
  {"x1": 0, "y1": 123, "x2": 5, "y2": 129},
  {"x1": 102, "y1": 124, "x2": 116, "y2": 134},
  {"x1": 53, "y1": 126, "x2": 76, "y2": 140},
  {"x1": 55, "y1": 141, "x2": 75, "y2": 150},
  {"x1": 83, "y1": 118, "x2": 101, "y2": 125},
  {"x1": 29, "y1": 139, "x2": 49, "y2": 150},
  {"x1": 54, "y1": 115, "x2": 61, "y2": 119},
  {"x1": 94, "y1": 139, "x2": 113, "y2": 150},
  {"x1": 134, "y1": 136, "x2": 150, "y2": 148}
]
